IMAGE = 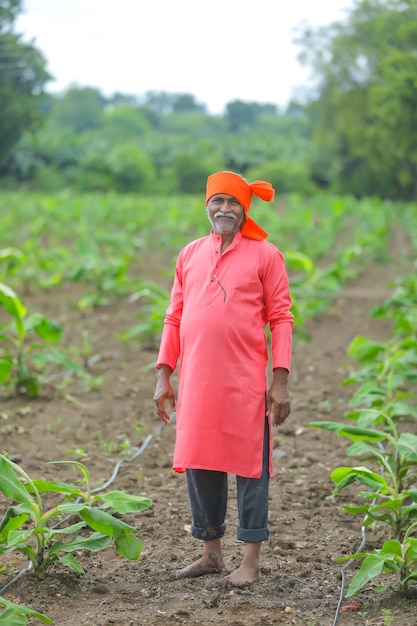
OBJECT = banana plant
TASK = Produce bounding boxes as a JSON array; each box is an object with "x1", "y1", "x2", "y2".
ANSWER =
[
  {"x1": 336, "y1": 522, "x2": 417, "y2": 599},
  {"x1": 0, "y1": 282, "x2": 81, "y2": 397},
  {"x1": 0, "y1": 454, "x2": 152, "y2": 581}
]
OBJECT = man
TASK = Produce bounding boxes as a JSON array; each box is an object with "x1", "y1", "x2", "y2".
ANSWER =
[{"x1": 154, "y1": 171, "x2": 293, "y2": 585}]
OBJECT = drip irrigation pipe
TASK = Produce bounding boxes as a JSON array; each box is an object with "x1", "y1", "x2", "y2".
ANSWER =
[
  {"x1": 332, "y1": 515, "x2": 370, "y2": 626},
  {"x1": 0, "y1": 563, "x2": 33, "y2": 597}
]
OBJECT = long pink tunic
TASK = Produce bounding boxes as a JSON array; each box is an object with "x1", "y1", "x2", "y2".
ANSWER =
[{"x1": 157, "y1": 231, "x2": 293, "y2": 478}]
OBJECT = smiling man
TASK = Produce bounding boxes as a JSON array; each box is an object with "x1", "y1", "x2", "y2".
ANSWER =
[{"x1": 153, "y1": 170, "x2": 294, "y2": 585}]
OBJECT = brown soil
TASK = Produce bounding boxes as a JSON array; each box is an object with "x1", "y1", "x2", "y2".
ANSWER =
[{"x1": 1, "y1": 248, "x2": 416, "y2": 626}]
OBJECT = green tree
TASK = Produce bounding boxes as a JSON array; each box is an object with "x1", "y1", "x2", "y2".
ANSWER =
[
  {"x1": 102, "y1": 104, "x2": 151, "y2": 142},
  {"x1": 50, "y1": 86, "x2": 106, "y2": 133},
  {"x1": 296, "y1": 0, "x2": 417, "y2": 199},
  {"x1": 0, "y1": 0, "x2": 51, "y2": 167}
]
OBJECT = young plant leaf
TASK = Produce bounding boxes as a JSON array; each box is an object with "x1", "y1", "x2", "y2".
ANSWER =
[
  {"x1": 346, "y1": 552, "x2": 392, "y2": 597},
  {"x1": 113, "y1": 527, "x2": 142, "y2": 560},
  {"x1": 100, "y1": 490, "x2": 152, "y2": 514}
]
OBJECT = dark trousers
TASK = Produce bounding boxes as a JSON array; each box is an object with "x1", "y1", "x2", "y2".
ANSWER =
[{"x1": 185, "y1": 417, "x2": 270, "y2": 543}]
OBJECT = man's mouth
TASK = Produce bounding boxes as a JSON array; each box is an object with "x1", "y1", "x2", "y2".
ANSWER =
[{"x1": 214, "y1": 212, "x2": 236, "y2": 220}]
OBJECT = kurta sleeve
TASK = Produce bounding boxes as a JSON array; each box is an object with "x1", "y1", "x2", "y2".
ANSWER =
[
  {"x1": 156, "y1": 261, "x2": 183, "y2": 371},
  {"x1": 262, "y1": 248, "x2": 294, "y2": 371}
]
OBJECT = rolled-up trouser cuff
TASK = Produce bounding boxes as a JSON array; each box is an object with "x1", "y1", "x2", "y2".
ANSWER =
[
  {"x1": 237, "y1": 525, "x2": 270, "y2": 543},
  {"x1": 191, "y1": 522, "x2": 226, "y2": 541}
]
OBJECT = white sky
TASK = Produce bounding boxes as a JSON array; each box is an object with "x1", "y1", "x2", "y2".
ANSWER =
[{"x1": 15, "y1": 0, "x2": 354, "y2": 114}]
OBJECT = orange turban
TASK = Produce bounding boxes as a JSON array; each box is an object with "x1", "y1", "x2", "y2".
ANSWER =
[{"x1": 206, "y1": 171, "x2": 275, "y2": 240}]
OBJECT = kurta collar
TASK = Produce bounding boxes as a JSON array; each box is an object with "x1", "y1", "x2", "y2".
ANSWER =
[{"x1": 209, "y1": 229, "x2": 243, "y2": 253}]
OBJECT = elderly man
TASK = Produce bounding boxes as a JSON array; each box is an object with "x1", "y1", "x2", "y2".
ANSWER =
[{"x1": 154, "y1": 171, "x2": 293, "y2": 584}]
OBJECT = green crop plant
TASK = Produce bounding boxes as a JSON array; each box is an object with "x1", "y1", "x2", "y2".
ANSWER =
[
  {"x1": 310, "y1": 416, "x2": 417, "y2": 537},
  {"x1": 0, "y1": 248, "x2": 25, "y2": 284},
  {"x1": 342, "y1": 334, "x2": 417, "y2": 425},
  {"x1": 0, "y1": 454, "x2": 152, "y2": 581},
  {"x1": 0, "y1": 283, "x2": 81, "y2": 397},
  {"x1": 372, "y1": 267, "x2": 417, "y2": 338},
  {"x1": 335, "y1": 523, "x2": 417, "y2": 599},
  {"x1": 118, "y1": 280, "x2": 171, "y2": 349},
  {"x1": 0, "y1": 596, "x2": 53, "y2": 625},
  {"x1": 308, "y1": 421, "x2": 417, "y2": 597},
  {"x1": 69, "y1": 243, "x2": 137, "y2": 309}
]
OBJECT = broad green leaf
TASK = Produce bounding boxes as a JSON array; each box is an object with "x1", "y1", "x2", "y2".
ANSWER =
[
  {"x1": 26, "y1": 313, "x2": 63, "y2": 343},
  {"x1": 7, "y1": 529, "x2": 36, "y2": 547},
  {"x1": 331, "y1": 466, "x2": 387, "y2": 492},
  {"x1": 0, "y1": 456, "x2": 34, "y2": 506},
  {"x1": 348, "y1": 382, "x2": 386, "y2": 407},
  {"x1": 114, "y1": 528, "x2": 142, "y2": 560},
  {"x1": 343, "y1": 504, "x2": 369, "y2": 515},
  {"x1": 309, "y1": 421, "x2": 387, "y2": 442},
  {"x1": 345, "y1": 441, "x2": 380, "y2": 457},
  {"x1": 0, "y1": 608, "x2": 28, "y2": 625},
  {"x1": 31, "y1": 348, "x2": 82, "y2": 372},
  {"x1": 0, "y1": 506, "x2": 29, "y2": 538},
  {"x1": 0, "y1": 247, "x2": 24, "y2": 262},
  {"x1": 405, "y1": 538, "x2": 417, "y2": 560},
  {"x1": 58, "y1": 553, "x2": 85, "y2": 574},
  {"x1": 282, "y1": 251, "x2": 315, "y2": 274},
  {"x1": 347, "y1": 553, "x2": 392, "y2": 597},
  {"x1": 381, "y1": 539, "x2": 402, "y2": 556},
  {"x1": 47, "y1": 521, "x2": 86, "y2": 537},
  {"x1": 0, "y1": 283, "x2": 26, "y2": 319},
  {"x1": 393, "y1": 434, "x2": 417, "y2": 462},
  {"x1": 80, "y1": 507, "x2": 134, "y2": 537},
  {"x1": 48, "y1": 532, "x2": 111, "y2": 556},
  {"x1": 100, "y1": 491, "x2": 152, "y2": 514},
  {"x1": 57, "y1": 502, "x2": 92, "y2": 515},
  {"x1": 345, "y1": 409, "x2": 381, "y2": 426},
  {"x1": 30, "y1": 478, "x2": 82, "y2": 497},
  {"x1": 407, "y1": 490, "x2": 417, "y2": 503},
  {"x1": 0, "y1": 283, "x2": 26, "y2": 340},
  {"x1": 347, "y1": 335, "x2": 386, "y2": 362},
  {"x1": 0, "y1": 357, "x2": 13, "y2": 384}
]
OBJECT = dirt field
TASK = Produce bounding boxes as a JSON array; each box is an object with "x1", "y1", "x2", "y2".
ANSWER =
[{"x1": 1, "y1": 242, "x2": 416, "y2": 626}]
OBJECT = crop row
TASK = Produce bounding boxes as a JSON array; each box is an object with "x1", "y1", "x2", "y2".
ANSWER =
[
  {"x1": 311, "y1": 202, "x2": 417, "y2": 602},
  {"x1": 0, "y1": 192, "x2": 407, "y2": 397}
]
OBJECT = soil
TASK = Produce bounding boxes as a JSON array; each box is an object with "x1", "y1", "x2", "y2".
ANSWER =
[{"x1": 1, "y1": 239, "x2": 416, "y2": 626}]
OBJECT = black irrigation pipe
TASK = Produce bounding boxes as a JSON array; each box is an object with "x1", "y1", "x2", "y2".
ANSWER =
[
  {"x1": 0, "y1": 417, "x2": 168, "y2": 598},
  {"x1": 0, "y1": 563, "x2": 33, "y2": 596},
  {"x1": 332, "y1": 516, "x2": 370, "y2": 626}
]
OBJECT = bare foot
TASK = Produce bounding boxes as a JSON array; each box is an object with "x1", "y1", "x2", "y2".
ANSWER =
[
  {"x1": 174, "y1": 555, "x2": 226, "y2": 579},
  {"x1": 221, "y1": 563, "x2": 259, "y2": 586}
]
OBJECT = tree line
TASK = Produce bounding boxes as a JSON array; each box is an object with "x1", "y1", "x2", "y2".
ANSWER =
[{"x1": 1, "y1": 0, "x2": 416, "y2": 199}]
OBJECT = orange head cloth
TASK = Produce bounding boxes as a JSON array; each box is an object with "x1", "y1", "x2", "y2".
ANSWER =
[{"x1": 206, "y1": 171, "x2": 275, "y2": 240}]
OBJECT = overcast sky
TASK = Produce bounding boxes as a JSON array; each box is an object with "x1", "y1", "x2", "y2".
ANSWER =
[{"x1": 16, "y1": 0, "x2": 354, "y2": 113}]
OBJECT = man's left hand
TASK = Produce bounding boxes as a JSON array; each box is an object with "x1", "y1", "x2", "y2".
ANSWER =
[{"x1": 267, "y1": 369, "x2": 291, "y2": 426}]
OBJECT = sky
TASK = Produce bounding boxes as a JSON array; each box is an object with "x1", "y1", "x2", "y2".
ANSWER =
[{"x1": 15, "y1": 0, "x2": 354, "y2": 114}]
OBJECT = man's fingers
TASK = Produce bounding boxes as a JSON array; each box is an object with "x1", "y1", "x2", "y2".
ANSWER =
[{"x1": 272, "y1": 403, "x2": 291, "y2": 426}]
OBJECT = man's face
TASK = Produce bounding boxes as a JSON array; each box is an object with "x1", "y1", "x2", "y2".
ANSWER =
[{"x1": 206, "y1": 194, "x2": 245, "y2": 236}]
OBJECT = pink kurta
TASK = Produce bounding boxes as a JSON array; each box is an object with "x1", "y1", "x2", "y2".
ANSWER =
[{"x1": 157, "y1": 231, "x2": 293, "y2": 478}]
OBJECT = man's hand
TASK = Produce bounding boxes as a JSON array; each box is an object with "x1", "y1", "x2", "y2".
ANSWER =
[
  {"x1": 267, "y1": 368, "x2": 291, "y2": 427},
  {"x1": 153, "y1": 364, "x2": 176, "y2": 424}
]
